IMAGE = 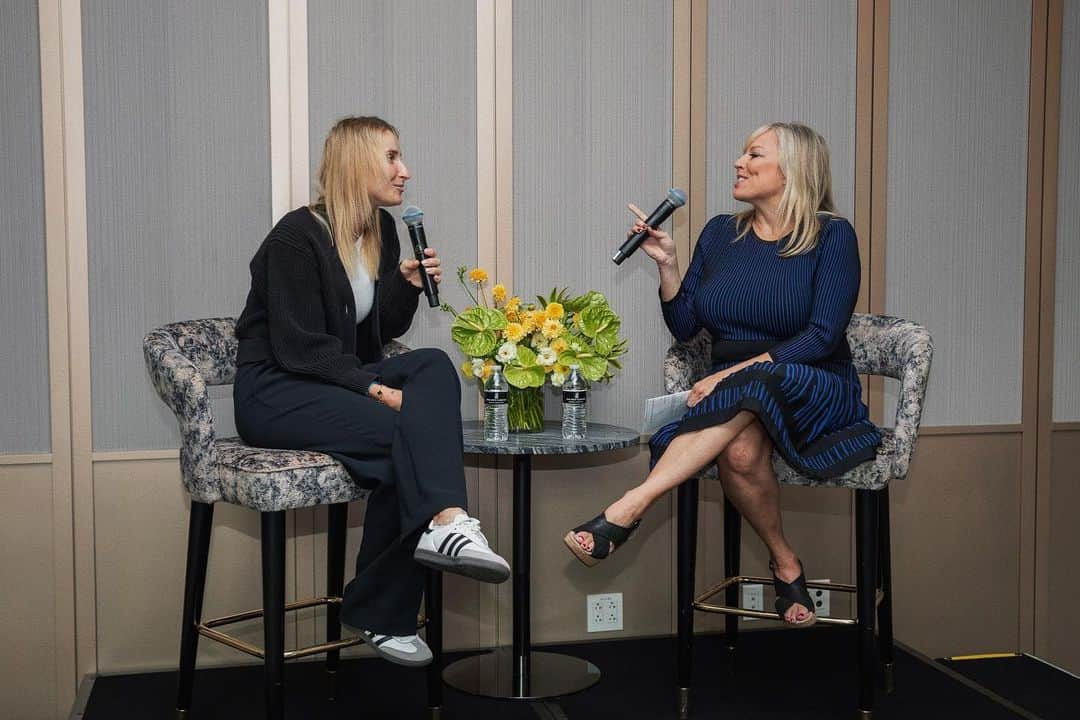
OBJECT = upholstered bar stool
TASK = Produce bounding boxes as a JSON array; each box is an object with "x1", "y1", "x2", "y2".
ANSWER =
[
  {"x1": 143, "y1": 318, "x2": 443, "y2": 720},
  {"x1": 668, "y1": 313, "x2": 932, "y2": 720}
]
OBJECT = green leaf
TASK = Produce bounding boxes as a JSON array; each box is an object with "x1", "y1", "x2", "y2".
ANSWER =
[
  {"x1": 504, "y1": 365, "x2": 545, "y2": 388},
  {"x1": 580, "y1": 305, "x2": 616, "y2": 338},
  {"x1": 575, "y1": 354, "x2": 608, "y2": 382},
  {"x1": 450, "y1": 306, "x2": 507, "y2": 357},
  {"x1": 515, "y1": 344, "x2": 538, "y2": 368}
]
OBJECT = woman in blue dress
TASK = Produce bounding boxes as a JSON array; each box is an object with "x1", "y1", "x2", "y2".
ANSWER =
[{"x1": 564, "y1": 122, "x2": 881, "y2": 626}]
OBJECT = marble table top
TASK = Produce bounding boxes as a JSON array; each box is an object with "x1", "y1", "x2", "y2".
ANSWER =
[{"x1": 461, "y1": 420, "x2": 641, "y2": 456}]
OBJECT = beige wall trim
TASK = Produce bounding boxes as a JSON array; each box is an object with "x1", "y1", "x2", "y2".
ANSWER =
[
  {"x1": 268, "y1": 0, "x2": 291, "y2": 221},
  {"x1": 1051, "y1": 422, "x2": 1080, "y2": 432},
  {"x1": 91, "y1": 449, "x2": 180, "y2": 463},
  {"x1": 1019, "y1": 0, "x2": 1050, "y2": 654},
  {"x1": 474, "y1": 0, "x2": 500, "y2": 650},
  {"x1": 289, "y1": 0, "x2": 310, "y2": 207},
  {"x1": 57, "y1": 0, "x2": 99, "y2": 683},
  {"x1": 918, "y1": 424, "x2": 1024, "y2": 437},
  {"x1": 867, "y1": 0, "x2": 890, "y2": 426},
  {"x1": 0, "y1": 453, "x2": 53, "y2": 466},
  {"x1": 1034, "y1": 0, "x2": 1064, "y2": 658},
  {"x1": 38, "y1": 0, "x2": 78, "y2": 712},
  {"x1": 854, "y1": 0, "x2": 874, "y2": 317},
  {"x1": 688, "y1": 0, "x2": 708, "y2": 252}
]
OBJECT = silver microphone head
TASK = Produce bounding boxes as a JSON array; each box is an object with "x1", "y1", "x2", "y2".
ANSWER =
[
  {"x1": 667, "y1": 188, "x2": 687, "y2": 207},
  {"x1": 402, "y1": 205, "x2": 424, "y2": 227}
]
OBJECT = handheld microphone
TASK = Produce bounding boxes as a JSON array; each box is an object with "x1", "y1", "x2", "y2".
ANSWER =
[
  {"x1": 401, "y1": 205, "x2": 440, "y2": 308},
  {"x1": 612, "y1": 187, "x2": 687, "y2": 265}
]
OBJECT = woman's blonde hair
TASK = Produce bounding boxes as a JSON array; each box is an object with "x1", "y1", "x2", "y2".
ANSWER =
[
  {"x1": 311, "y1": 116, "x2": 398, "y2": 278},
  {"x1": 733, "y1": 122, "x2": 837, "y2": 257}
]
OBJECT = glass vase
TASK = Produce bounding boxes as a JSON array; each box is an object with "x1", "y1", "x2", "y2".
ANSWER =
[{"x1": 507, "y1": 386, "x2": 545, "y2": 432}]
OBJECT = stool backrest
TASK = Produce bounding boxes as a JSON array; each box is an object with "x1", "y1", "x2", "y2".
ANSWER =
[
  {"x1": 663, "y1": 313, "x2": 933, "y2": 481},
  {"x1": 143, "y1": 318, "x2": 238, "y2": 501}
]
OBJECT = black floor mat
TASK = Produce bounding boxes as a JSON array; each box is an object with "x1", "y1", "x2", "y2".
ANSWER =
[
  {"x1": 82, "y1": 628, "x2": 1031, "y2": 719},
  {"x1": 939, "y1": 653, "x2": 1079, "y2": 720}
]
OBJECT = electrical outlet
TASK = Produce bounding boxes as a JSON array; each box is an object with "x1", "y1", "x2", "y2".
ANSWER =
[
  {"x1": 808, "y1": 578, "x2": 831, "y2": 617},
  {"x1": 586, "y1": 592, "x2": 623, "y2": 632},
  {"x1": 741, "y1": 583, "x2": 764, "y2": 618}
]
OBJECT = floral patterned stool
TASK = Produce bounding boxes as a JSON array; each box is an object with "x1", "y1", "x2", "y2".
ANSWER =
[
  {"x1": 143, "y1": 318, "x2": 442, "y2": 720},
  {"x1": 667, "y1": 313, "x2": 933, "y2": 720}
]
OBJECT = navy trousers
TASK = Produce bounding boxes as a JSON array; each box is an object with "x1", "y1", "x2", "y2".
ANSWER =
[{"x1": 234, "y1": 348, "x2": 469, "y2": 634}]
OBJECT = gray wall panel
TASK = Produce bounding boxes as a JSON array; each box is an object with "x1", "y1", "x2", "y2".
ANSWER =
[
  {"x1": 1054, "y1": 0, "x2": 1080, "y2": 422},
  {"x1": 885, "y1": 0, "x2": 1029, "y2": 426},
  {"x1": 0, "y1": 1, "x2": 50, "y2": 454},
  {"x1": 308, "y1": 0, "x2": 478, "y2": 418},
  {"x1": 707, "y1": 0, "x2": 858, "y2": 219},
  {"x1": 512, "y1": 0, "x2": 673, "y2": 427},
  {"x1": 83, "y1": 0, "x2": 270, "y2": 449}
]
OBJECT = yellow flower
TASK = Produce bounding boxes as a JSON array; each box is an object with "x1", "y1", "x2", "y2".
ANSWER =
[
  {"x1": 461, "y1": 360, "x2": 474, "y2": 378},
  {"x1": 551, "y1": 338, "x2": 569, "y2": 355},
  {"x1": 468, "y1": 267, "x2": 489, "y2": 284},
  {"x1": 492, "y1": 284, "x2": 507, "y2": 304},
  {"x1": 520, "y1": 311, "x2": 538, "y2": 334},
  {"x1": 555, "y1": 363, "x2": 570, "y2": 375},
  {"x1": 506, "y1": 296, "x2": 521, "y2": 312},
  {"x1": 545, "y1": 302, "x2": 565, "y2": 320},
  {"x1": 505, "y1": 309, "x2": 520, "y2": 323},
  {"x1": 541, "y1": 318, "x2": 565, "y2": 339},
  {"x1": 481, "y1": 359, "x2": 494, "y2": 381},
  {"x1": 505, "y1": 322, "x2": 526, "y2": 342}
]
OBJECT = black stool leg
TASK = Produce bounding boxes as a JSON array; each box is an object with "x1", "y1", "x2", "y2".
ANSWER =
[
  {"x1": 326, "y1": 502, "x2": 348, "y2": 700},
  {"x1": 855, "y1": 490, "x2": 879, "y2": 719},
  {"x1": 425, "y1": 569, "x2": 444, "y2": 719},
  {"x1": 723, "y1": 495, "x2": 742, "y2": 652},
  {"x1": 676, "y1": 477, "x2": 699, "y2": 720},
  {"x1": 877, "y1": 487, "x2": 895, "y2": 693},
  {"x1": 261, "y1": 511, "x2": 286, "y2": 720},
  {"x1": 176, "y1": 501, "x2": 214, "y2": 717}
]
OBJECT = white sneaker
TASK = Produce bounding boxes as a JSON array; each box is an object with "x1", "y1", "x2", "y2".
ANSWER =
[
  {"x1": 414, "y1": 513, "x2": 510, "y2": 584},
  {"x1": 344, "y1": 624, "x2": 433, "y2": 667}
]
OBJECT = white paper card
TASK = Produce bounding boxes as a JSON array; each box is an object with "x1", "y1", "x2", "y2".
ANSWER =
[{"x1": 642, "y1": 391, "x2": 691, "y2": 435}]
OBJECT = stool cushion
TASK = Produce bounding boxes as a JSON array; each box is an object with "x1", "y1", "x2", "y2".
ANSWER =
[{"x1": 214, "y1": 438, "x2": 370, "y2": 512}]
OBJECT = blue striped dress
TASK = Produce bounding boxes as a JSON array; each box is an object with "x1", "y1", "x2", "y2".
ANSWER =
[{"x1": 650, "y1": 214, "x2": 881, "y2": 479}]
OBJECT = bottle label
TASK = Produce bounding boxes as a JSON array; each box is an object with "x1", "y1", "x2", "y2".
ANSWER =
[
  {"x1": 484, "y1": 390, "x2": 508, "y2": 405},
  {"x1": 562, "y1": 390, "x2": 586, "y2": 404}
]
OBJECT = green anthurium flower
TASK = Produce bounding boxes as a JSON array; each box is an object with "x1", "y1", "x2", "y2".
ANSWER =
[{"x1": 450, "y1": 306, "x2": 507, "y2": 357}]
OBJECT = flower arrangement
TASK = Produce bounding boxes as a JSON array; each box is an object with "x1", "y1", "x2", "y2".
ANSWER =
[{"x1": 441, "y1": 266, "x2": 628, "y2": 431}]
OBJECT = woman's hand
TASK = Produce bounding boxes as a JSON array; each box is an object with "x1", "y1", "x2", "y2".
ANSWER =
[
  {"x1": 399, "y1": 247, "x2": 442, "y2": 289},
  {"x1": 368, "y1": 382, "x2": 403, "y2": 411},
  {"x1": 627, "y1": 203, "x2": 677, "y2": 268},
  {"x1": 687, "y1": 369, "x2": 732, "y2": 408}
]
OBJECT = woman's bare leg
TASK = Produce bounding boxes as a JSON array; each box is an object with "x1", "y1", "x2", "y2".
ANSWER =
[
  {"x1": 573, "y1": 410, "x2": 756, "y2": 551},
  {"x1": 716, "y1": 421, "x2": 811, "y2": 623}
]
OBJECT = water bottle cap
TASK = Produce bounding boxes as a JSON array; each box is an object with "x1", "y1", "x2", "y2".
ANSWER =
[
  {"x1": 492, "y1": 364, "x2": 503, "y2": 370},
  {"x1": 569, "y1": 363, "x2": 580, "y2": 369}
]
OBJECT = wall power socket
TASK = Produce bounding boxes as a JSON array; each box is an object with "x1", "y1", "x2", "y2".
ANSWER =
[{"x1": 586, "y1": 592, "x2": 623, "y2": 632}]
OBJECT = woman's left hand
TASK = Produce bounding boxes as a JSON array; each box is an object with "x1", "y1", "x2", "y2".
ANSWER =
[
  {"x1": 687, "y1": 369, "x2": 732, "y2": 408},
  {"x1": 400, "y1": 247, "x2": 442, "y2": 289}
]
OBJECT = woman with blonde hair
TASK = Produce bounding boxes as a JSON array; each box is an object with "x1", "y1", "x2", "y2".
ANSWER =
[
  {"x1": 234, "y1": 117, "x2": 508, "y2": 667},
  {"x1": 565, "y1": 123, "x2": 880, "y2": 626}
]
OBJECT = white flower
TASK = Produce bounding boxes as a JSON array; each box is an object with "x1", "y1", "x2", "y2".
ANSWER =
[
  {"x1": 537, "y1": 347, "x2": 557, "y2": 367},
  {"x1": 531, "y1": 335, "x2": 549, "y2": 349},
  {"x1": 496, "y1": 341, "x2": 518, "y2": 363},
  {"x1": 471, "y1": 358, "x2": 486, "y2": 378},
  {"x1": 550, "y1": 370, "x2": 567, "y2": 387}
]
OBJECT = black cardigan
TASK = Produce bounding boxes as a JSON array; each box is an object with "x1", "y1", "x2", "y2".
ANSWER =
[{"x1": 235, "y1": 206, "x2": 422, "y2": 393}]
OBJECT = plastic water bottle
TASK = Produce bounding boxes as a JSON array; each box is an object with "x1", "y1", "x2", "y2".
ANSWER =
[
  {"x1": 562, "y1": 364, "x2": 588, "y2": 440},
  {"x1": 483, "y1": 365, "x2": 509, "y2": 442}
]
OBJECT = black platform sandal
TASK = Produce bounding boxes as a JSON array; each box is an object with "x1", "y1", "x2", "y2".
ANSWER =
[
  {"x1": 563, "y1": 513, "x2": 641, "y2": 567},
  {"x1": 770, "y1": 560, "x2": 818, "y2": 627}
]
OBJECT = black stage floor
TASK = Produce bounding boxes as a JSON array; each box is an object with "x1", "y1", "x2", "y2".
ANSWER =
[
  {"x1": 939, "y1": 653, "x2": 1079, "y2": 720},
  {"x1": 79, "y1": 627, "x2": 1053, "y2": 719}
]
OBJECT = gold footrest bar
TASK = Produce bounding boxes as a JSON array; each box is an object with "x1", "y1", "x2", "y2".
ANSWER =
[
  {"x1": 692, "y1": 575, "x2": 885, "y2": 627},
  {"x1": 196, "y1": 596, "x2": 362, "y2": 661}
]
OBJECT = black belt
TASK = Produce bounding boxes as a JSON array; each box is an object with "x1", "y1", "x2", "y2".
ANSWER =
[{"x1": 710, "y1": 339, "x2": 776, "y2": 365}]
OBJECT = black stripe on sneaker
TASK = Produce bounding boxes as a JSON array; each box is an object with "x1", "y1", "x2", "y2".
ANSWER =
[
  {"x1": 372, "y1": 635, "x2": 392, "y2": 647},
  {"x1": 438, "y1": 533, "x2": 459, "y2": 555},
  {"x1": 452, "y1": 538, "x2": 473, "y2": 557},
  {"x1": 443, "y1": 535, "x2": 465, "y2": 557}
]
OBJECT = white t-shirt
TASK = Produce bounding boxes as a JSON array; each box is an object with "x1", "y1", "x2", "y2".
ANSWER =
[{"x1": 351, "y1": 251, "x2": 375, "y2": 324}]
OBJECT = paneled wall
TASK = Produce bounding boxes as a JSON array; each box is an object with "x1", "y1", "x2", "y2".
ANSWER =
[
  {"x1": 3, "y1": 3, "x2": 1078, "y2": 719},
  {"x1": 82, "y1": 0, "x2": 271, "y2": 449},
  {"x1": 885, "y1": 0, "x2": 1029, "y2": 426},
  {"x1": 0, "y1": 0, "x2": 50, "y2": 454}
]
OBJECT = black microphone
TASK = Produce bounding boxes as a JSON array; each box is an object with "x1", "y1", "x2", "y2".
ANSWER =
[
  {"x1": 612, "y1": 187, "x2": 687, "y2": 265},
  {"x1": 401, "y1": 206, "x2": 440, "y2": 308}
]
